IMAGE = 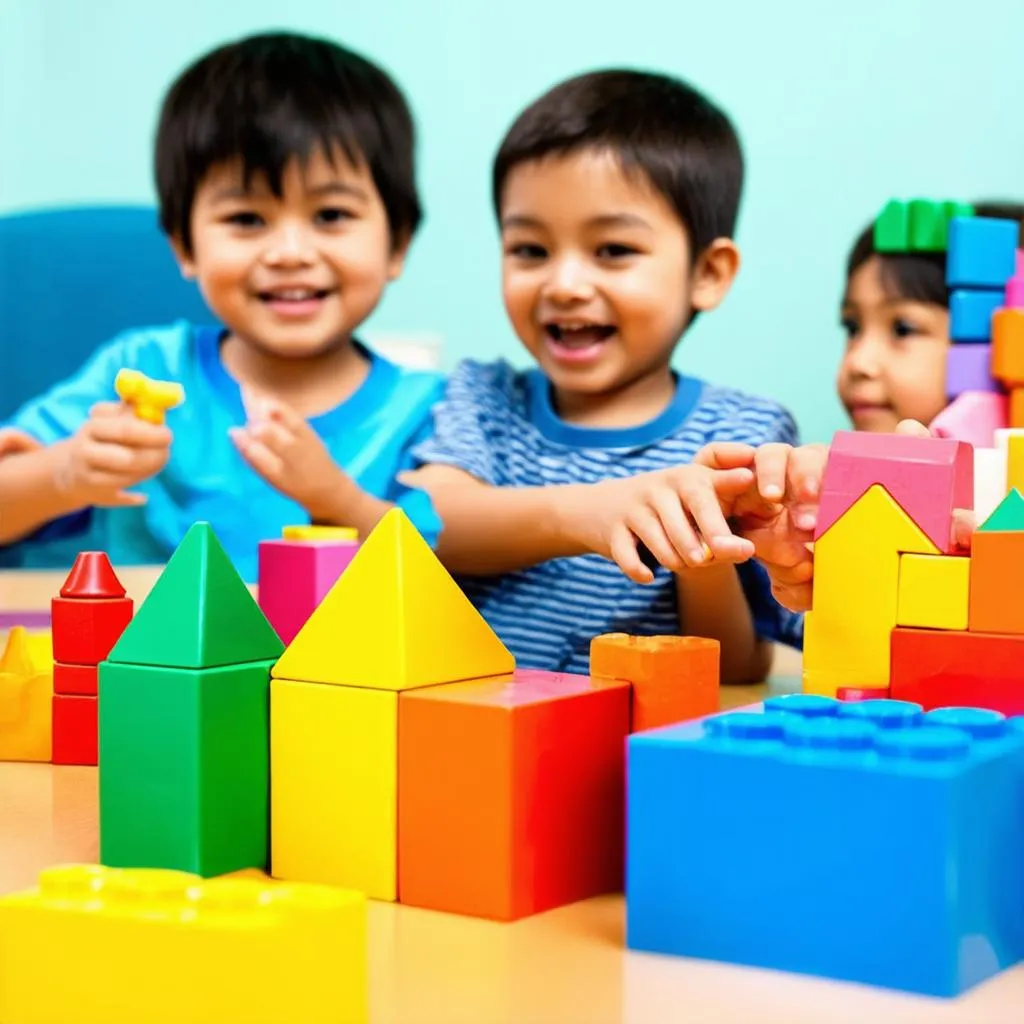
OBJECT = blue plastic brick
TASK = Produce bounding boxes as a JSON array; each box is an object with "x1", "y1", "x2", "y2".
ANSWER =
[
  {"x1": 626, "y1": 698, "x2": 1024, "y2": 997},
  {"x1": 950, "y1": 289, "x2": 1005, "y2": 342},
  {"x1": 947, "y1": 217, "x2": 1018, "y2": 289}
]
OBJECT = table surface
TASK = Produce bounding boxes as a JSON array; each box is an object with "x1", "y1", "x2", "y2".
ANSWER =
[{"x1": 2, "y1": 568, "x2": 1023, "y2": 1023}]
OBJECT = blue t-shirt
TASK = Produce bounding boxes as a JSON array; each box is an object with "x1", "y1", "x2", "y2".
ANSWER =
[
  {"x1": 412, "y1": 359, "x2": 805, "y2": 675},
  {"x1": 1, "y1": 321, "x2": 445, "y2": 581}
]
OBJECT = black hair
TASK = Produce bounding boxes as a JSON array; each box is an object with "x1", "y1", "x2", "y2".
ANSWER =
[
  {"x1": 492, "y1": 69, "x2": 744, "y2": 261},
  {"x1": 846, "y1": 200, "x2": 1024, "y2": 306},
  {"x1": 155, "y1": 31, "x2": 421, "y2": 255}
]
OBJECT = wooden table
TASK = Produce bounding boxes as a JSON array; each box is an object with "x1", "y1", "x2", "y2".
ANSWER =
[{"x1": 3, "y1": 569, "x2": 1023, "y2": 1023}]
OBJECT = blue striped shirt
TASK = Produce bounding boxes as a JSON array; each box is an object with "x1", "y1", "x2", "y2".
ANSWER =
[{"x1": 412, "y1": 359, "x2": 805, "y2": 674}]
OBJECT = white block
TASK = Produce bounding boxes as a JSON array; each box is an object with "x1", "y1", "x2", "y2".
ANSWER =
[{"x1": 974, "y1": 447, "x2": 1008, "y2": 523}]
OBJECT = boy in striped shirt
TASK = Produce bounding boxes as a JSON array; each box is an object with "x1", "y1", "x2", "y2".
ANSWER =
[{"x1": 407, "y1": 69, "x2": 815, "y2": 680}]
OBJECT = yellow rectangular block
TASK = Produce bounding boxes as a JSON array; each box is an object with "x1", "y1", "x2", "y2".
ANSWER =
[
  {"x1": 271, "y1": 678, "x2": 397, "y2": 900},
  {"x1": 0, "y1": 864, "x2": 366, "y2": 1024},
  {"x1": 0, "y1": 627, "x2": 53, "y2": 762},
  {"x1": 896, "y1": 553, "x2": 970, "y2": 630},
  {"x1": 1008, "y1": 435, "x2": 1024, "y2": 494},
  {"x1": 804, "y1": 485, "x2": 938, "y2": 696}
]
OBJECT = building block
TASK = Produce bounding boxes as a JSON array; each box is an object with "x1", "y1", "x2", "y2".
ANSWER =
[
  {"x1": 992, "y1": 308, "x2": 1024, "y2": 387},
  {"x1": 947, "y1": 216, "x2": 1019, "y2": 289},
  {"x1": 892, "y1": 628, "x2": 1024, "y2": 714},
  {"x1": 52, "y1": 693, "x2": 97, "y2": 765},
  {"x1": 114, "y1": 367, "x2": 185, "y2": 424},
  {"x1": 973, "y1": 447, "x2": 1008, "y2": 522},
  {"x1": 51, "y1": 597, "x2": 132, "y2": 665},
  {"x1": 589, "y1": 633, "x2": 718, "y2": 730},
  {"x1": 99, "y1": 660, "x2": 273, "y2": 875},
  {"x1": 53, "y1": 661, "x2": 97, "y2": 696},
  {"x1": 60, "y1": 551, "x2": 128, "y2": 598},
  {"x1": 271, "y1": 678, "x2": 397, "y2": 899},
  {"x1": 108, "y1": 523, "x2": 283, "y2": 670},
  {"x1": 873, "y1": 199, "x2": 909, "y2": 251},
  {"x1": 945, "y1": 343, "x2": 996, "y2": 397},
  {"x1": 949, "y1": 288, "x2": 1004, "y2": 342},
  {"x1": 272, "y1": 509, "x2": 514, "y2": 690},
  {"x1": 257, "y1": 537, "x2": 360, "y2": 645},
  {"x1": 896, "y1": 553, "x2": 969, "y2": 631},
  {"x1": 1006, "y1": 251, "x2": 1024, "y2": 308},
  {"x1": 968, "y1": 530, "x2": 1024, "y2": 634},
  {"x1": 930, "y1": 390, "x2": 1007, "y2": 448},
  {"x1": 978, "y1": 488, "x2": 1024, "y2": 531},
  {"x1": 281, "y1": 524, "x2": 358, "y2": 541},
  {"x1": 836, "y1": 686, "x2": 890, "y2": 701},
  {"x1": 803, "y1": 485, "x2": 938, "y2": 695},
  {"x1": 813, "y1": 431, "x2": 972, "y2": 553},
  {"x1": 1008, "y1": 435, "x2": 1024, "y2": 493},
  {"x1": 398, "y1": 670, "x2": 630, "y2": 921},
  {"x1": 1013, "y1": 389, "x2": 1024, "y2": 428},
  {"x1": 873, "y1": 199, "x2": 972, "y2": 253},
  {"x1": 626, "y1": 698, "x2": 1024, "y2": 996},
  {"x1": 0, "y1": 627, "x2": 52, "y2": 762},
  {"x1": 0, "y1": 864, "x2": 366, "y2": 1024}
]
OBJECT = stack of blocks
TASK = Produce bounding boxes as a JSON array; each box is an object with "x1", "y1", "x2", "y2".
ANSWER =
[
  {"x1": 51, "y1": 553, "x2": 132, "y2": 765},
  {"x1": 0, "y1": 626, "x2": 51, "y2": 762},
  {"x1": 98, "y1": 523, "x2": 283, "y2": 876}
]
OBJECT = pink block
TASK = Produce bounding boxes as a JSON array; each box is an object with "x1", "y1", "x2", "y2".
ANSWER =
[
  {"x1": 815, "y1": 430, "x2": 973, "y2": 553},
  {"x1": 930, "y1": 390, "x2": 1009, "y2": 450},
  {"x1": 257, "y1": 539, "x2": 360, "y2": 645},
  {"x1": 1006, "y1": 251, "x2": 1024, "y2": 308}
]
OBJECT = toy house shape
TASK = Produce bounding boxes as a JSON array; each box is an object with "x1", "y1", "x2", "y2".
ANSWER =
[{"x1": 99, "y1": 523, "x2": 282, "y2": 876}]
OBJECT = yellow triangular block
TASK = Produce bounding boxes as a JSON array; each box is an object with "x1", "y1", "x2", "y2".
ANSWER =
[
  {"x1": 272, "y1": 509, "x2": 514, "y2": 690},
  {"x1": 0, "y1": 627, "x2": 35, "y2": 675}
]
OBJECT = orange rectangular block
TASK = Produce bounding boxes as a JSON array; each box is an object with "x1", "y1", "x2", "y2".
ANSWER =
[
  {"x1": 589, "y1": 634, "x2": 719, "y2": 731},
  {"x1": 968, "y1": 531, "x2": 1024, "y2": 634},
  {"x1": 992, "y1": 308, "x2": 1024, "y2": 387},
  {"x1": 1012, "y1": 389, "x2": 1024, "y2": 430},
  {"x1": 397, "y1": 670, "x2": 630, "y2": 921}
]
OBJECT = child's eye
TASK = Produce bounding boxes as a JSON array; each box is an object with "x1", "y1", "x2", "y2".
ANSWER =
[
  {"x1": 596, "y1": 243, "x2": 638, "y2": 259},
  {"x1": 226, "y1": 211, "x2": 265, "y2": 228},
  {"x1": 839, "y1": 316, "x2": 859, "y2": 340},
  {"x1": 315, "y1": 207, "x2": 354, "y2": 226},
  {"x1": 892, "y1": 318, "x2": 922, "y2": 339},
  {"x1": 505, "y1": 243, "x2": 547, "y2": 260}
]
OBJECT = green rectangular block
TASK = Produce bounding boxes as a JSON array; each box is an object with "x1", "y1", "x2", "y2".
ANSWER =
[
  {"x1": 908, "y1": 199, "x2": 947, "y2": 251},
  {"x1": 99, "y1": 659, "x2": 273, "y2": 876},
  {"x1": 874, "y1": 199, "x2": 910, "y2": 251}
]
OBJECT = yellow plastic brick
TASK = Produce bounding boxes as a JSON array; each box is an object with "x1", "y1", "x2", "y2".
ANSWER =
[
  {"x1": 273, "y1": 508, "x2": 514, "y2": 690},
  {"x1": 114, "y1": 368, "x2": 185, "y2": 424},
  {"x1": 282, "y1": 524, "x2": 359, "y2": 541},
  {"x1": 0, "y1": 864, "x2": 366, "y2": 1024},
  {"x1": 803, "y1": 486, "x2": 938, "y2": 696},
  {"x1": 271, "y1": 678, "x2": 398, "y2": 899},
  {"x1": 0, "y1": 627, "x2": 53, "y2": 762},
  {"x1": 897, "y1": 553, "x2": 970, "y2": 631}
]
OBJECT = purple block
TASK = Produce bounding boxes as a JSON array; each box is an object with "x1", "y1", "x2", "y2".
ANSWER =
[
  {"x1": 257, "y1": 539, "x2": 360, "y2": 645},
  {"x1": 946, "y1": 344, "x2": 996, "y2": 398},
  {"x1": 0, "y1": 611, "x2": 51, "y2": 629}
]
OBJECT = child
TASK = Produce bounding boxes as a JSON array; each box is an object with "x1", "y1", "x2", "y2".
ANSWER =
[
  {"x1": 405, "y1": 69, "x2": 810, "y2": 682},
  {"x1": 838, "y1": 201, "x2": 1024, "y2": 433},
  {"x1": 0, "y1": 32, "x2": 444, "y2": 582}
]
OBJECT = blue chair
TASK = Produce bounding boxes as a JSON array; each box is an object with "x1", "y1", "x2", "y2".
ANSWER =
[{"x1": 0, "y1": 206, "x2": 216, "y2": 419}]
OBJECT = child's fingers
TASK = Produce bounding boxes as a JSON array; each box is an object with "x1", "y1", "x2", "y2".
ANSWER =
[
  {"x1": 88, "y1": 408, "x2": 173, "y2": 449},
  {"x1": 608, "y1": 522, "x2": 655, "y2": 584},
  {"x1": 952, "y1": 509, "x2": 976, "y2": 551},
  {"x1": 771, "y1": 579, "x2": 813, "y2": 613},
  {"x1": 647, "y1": 490, "x2": 709, "y2": 568},
  {"x1": 752, "y1": 444, "x2": 793, "y2": 502},
  {"x1": 894, "y1": 419, "x2": 932, "y2": 438},
  {"x1": 261, "y1": 398, "x2": 306, "y2": 432},
  {"x1": 229, "y1": 428, "x2": 286, "y2": 481},
  {"x1": 628, "y1": 507, "x2": 690, "y2": 572},
  {"x1": 244, "y1": 418, "x2": 296, "y2": 457},
  {"x1": 670, "y1": 474, "x2": 755, "y2": 562},
  {"x1": 0, "y1": 427, "x2": 43, "y2": 459},
  {"x1": 693, "y1": 442, "x2": 757, "y2": 471}
]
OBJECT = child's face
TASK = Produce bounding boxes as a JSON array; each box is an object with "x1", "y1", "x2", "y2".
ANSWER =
[
  {"x1": 499, "y1": 149, "x2": 735, "y2": 406},
  {"x1": 174, "y1": 146, "x2": 406, "y2": 361},
  {"x1": 837, "y1": 256, "x2": 950, "y2": 432}
]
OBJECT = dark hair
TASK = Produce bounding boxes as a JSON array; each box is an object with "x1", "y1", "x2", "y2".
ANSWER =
[
  {"x1": 155, "y1": 32, "x2": 421, "y2": 255},
  {"x1": 492, "y1": 69, "x2": 744, "y2": 260},
  {"x1": 846, "y1": 200, "x2": 1024, "y2": 306}
]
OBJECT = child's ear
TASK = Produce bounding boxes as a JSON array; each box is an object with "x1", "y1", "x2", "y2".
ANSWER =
[
  {"x1": 169, "y1": 235, "x2": 197, "y2": 280},
  {"x1": 386, "y1": 230, "x2": 412, "y2": 281},
  {"x1": 690, "y1": 238, "x2": 741, "y2": 312}
]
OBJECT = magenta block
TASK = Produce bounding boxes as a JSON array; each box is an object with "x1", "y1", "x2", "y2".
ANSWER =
[
  {"x1": 257, "y1": 539, "x2": 360, "y2": 645},
  {"x1": 930, "y1": 391, "x2": 1008, "y2": 450},
  {"x1": 1006, "y1": 252, "x2": 1024, "y2": 309},
  {"x1": 946, "y1": 344, "x2": 996, "y2": 398}
]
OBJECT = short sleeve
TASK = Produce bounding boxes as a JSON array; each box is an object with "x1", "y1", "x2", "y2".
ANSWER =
[{"x1": 410, "y1": 359, "x2": 523, "y2": 486}]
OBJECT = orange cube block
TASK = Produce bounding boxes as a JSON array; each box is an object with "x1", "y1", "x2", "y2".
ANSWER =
[
  {"x1": 589, "y1": 634, "x2": 719, "y2": 731},
  {"x1": 397, "y1": 670, "x2": 630, "y2": 921},
  {"x1": 992, "y1": 309, "x2": 1024, "y2": 387},
  {"x1": 1011, "y1": 389, "x2": 1024, "y2": 429},
  {"x1": 968, "y1": 531, "x2": 1024, "y2": 634}
]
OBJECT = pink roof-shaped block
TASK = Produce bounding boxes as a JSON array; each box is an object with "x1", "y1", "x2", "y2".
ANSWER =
[
  {"x1": 815, "y1": 431, "x2": 973, "y2": 553},
  {"x1": 930, "y1": 391, "x2": 1008, "y2": 449}
]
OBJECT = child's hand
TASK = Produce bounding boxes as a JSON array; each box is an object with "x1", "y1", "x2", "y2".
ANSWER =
[
  {"x1": 55, "y1": 402, "x2": 173, "y2": 507},
  {"x1": 573, "y1": 463, "x2": 759, "y2": 583},
  {"x1": 229, "y1": 397, "x2": 356, "y2": 521}
]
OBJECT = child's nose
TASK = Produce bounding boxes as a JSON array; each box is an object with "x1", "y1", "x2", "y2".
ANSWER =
[
  {"x1": 262, "y1": 223, "x2": 316, "y2": 267},
  {"x1": 543, "y1": 257, "x2": 595, "y2": 303},
  {"x1": 843, "y1": 336, "x2": 883, "y2": 378}
]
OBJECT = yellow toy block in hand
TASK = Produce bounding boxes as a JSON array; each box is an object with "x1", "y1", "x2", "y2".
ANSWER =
[
  {"x1": 0, "y1": 626, "x2": 52, "y2": 762},
  {"x1": 114, "y1": 368, "x2": 185, "y2": 424},
  {"x1": 0, "y1": 864, "x2": 367, "y2": 1024}
]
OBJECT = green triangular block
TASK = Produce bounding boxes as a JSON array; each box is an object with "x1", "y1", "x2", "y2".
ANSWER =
[
  {"x1": 978, "y1": 488, "x2": 1024, "y2": 532},
  {"x1": 109, "y1": 523, "x2": 284, "y2": 669},
  {"x1": 874, "y1": 199, "x2": 909, "y2": 252}
]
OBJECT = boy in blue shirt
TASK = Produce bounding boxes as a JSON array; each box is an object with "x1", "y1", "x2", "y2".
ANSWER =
[
  {"x1": 407, "y1": 69, "x2": 810, "y2": 681},
  {"x1": 0, "y1": 32, "x2": 442, "y2": 581}
]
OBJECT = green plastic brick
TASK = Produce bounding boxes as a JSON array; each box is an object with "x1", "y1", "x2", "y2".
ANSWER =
[
  {"x1": 109, "y1": 522, "x2": 283, "y2": 669},
  {"x1": 874, "y1": 200, "x2": 910, "y2": 252},
  {"x1": 99, "y1": 659, "x2": 273, "y2": 876},
  {"x1": 908, "y1": 199, "x2": 948, "y2": 251},
  {"x1": 978, "y1": 488, "x2": 1024, "y2": 532}
]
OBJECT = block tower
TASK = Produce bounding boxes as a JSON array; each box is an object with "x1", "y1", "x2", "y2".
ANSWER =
[
  {"x1": 98, "y1": 522, "x2": 284, "y2": 876},
  {"x1": 51, "y1": 553, "x2": 133, "y2": 765}
]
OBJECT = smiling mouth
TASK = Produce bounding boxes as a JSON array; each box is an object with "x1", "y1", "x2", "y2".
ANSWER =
[
  {"x1": 257, "y1": 288, "x2": 334, "y2": 302},
  {"x1": 545, "y1": 323, "x2": 616, "y2": 347}
]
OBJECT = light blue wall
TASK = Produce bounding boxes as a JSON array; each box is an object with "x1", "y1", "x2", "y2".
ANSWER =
[{"x1": 4, "y1": 0, "x2": 1023, "y2": 441}]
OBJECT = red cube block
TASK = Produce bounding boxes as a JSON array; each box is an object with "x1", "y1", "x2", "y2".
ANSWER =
[
  {"x1": 52, "y1": 694, "x2": 98, "y2": 765},
  {"x1": 51, "y1": 597, "x2": 132, "y2": 665},
  {"x1": 53, "y1": 661, "x2": 99, "y2": 696}
]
